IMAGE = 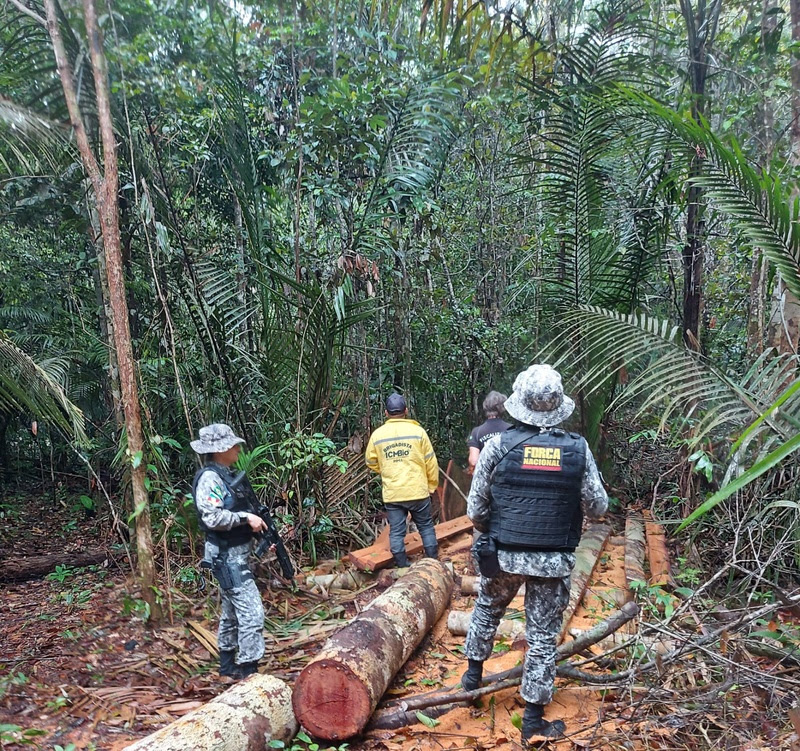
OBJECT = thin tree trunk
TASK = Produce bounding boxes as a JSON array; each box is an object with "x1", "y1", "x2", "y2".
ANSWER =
[
  {"x1": 679, "y1": 0, "x2": 720, "y2": 350},
  {"x1": 765, "y1": 0, "x2": 800, "y2": 353},
  {"x1": 44, "y1": 0, "x2": 161, "y2": 621},
  {"x1": 85, "y1": 187, "x2": 124, "y2": 431}
]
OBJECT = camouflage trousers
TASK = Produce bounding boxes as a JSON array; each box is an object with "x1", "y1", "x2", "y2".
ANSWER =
[
  {"x1": 216, "y1": 545, "x2": 265, "y2": 665},
  {"x1": 464, "y1": 571, "x2": 570, "y2": 704}
]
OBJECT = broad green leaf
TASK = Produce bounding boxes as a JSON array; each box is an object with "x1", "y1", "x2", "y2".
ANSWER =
[{"x1": 677, "y1": 432, "x2": 800, "y2": 531}]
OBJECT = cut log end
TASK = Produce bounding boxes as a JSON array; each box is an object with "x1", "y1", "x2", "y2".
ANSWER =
[
  {"x1": 292, "y1": 559, "x2": 453, "y2": 740},
  {"x1": 292, "y1": 660, "x2": 372, "y2": 740}
]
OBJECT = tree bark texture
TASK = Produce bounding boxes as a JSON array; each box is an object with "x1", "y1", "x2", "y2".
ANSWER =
[
  {"x1": 765, "y1": 0, "x2": 800, "y2": 354},
  {"x1": 643, "y1": 511, "x2": 673, "y2": 588},
  {"x1": 678, "y1": 0, "x2": 720, "y2": 349},
  {"x1": 123, "y1": 674, "x2": 297, "y2": 751},
  {"x1": 447, "y1": 610, "x2": 525, "y2": 641},
  {"x1": 43, "y1": 0, "x2": 160, "y2": 620},
  {"x1": 460, "y1": 575, "x2": 522, "y2": 597},
  {"x1": 292, "y1": 558, "x2": 454, "y2": 740},
  {"x1": 559, "y1": 522, "x2": 611, "y2": 639},
  {"x1": 624, "y1": 515, "x2": 646, "y2": 595}
]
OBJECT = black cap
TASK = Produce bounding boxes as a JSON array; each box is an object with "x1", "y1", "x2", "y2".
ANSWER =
[{"x1": 385, "y1": 393, "x2": 407, "y2": 414}]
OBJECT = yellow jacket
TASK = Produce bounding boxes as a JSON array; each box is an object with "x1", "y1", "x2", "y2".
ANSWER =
[{"x1": 365, "y1": 418, "x2": 439, "y2": 503}]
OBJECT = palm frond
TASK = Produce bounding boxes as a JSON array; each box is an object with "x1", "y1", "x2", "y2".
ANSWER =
[
  {"x1": 0, "y1": 331, "x2": 87, "y2": 443},
  {"x1": 614, "y1": 88, "x2": 800, "y2": 299},
  {"x1": 551, "y1": 305, "x2": 800, "y2": 447}
]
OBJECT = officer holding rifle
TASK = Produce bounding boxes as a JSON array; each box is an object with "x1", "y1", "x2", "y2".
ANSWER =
[{"x1": 190, "y1": 423, "x2": 271, "y2": 680}]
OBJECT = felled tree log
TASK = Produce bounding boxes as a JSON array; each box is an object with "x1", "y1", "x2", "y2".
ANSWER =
[
  {"x1": 292, "y1": 558, "x2": 453, "y2": 740},
  {"x1": 460, "y1": 575, "x2": 524, "y2": 597},
  {"x1": 123, "y1": 674, "x2": 297, "y2": 751},
  {"x1": 369, "y1": 601, "x2": 639, "y2": 731},
  {"x1": 624, "y1": 515, "x2": 647, "y2": 596},
  {"x1": 447, "y1": 610, "x2": 525, "y2": 641},
  {"x1": 559, "y1": 522, "x2": 611, "y2": 639},
  {"x1": 304, "y1": 570, "x2": 369, "y2": 592},
  {"x1": 642, "y1": 510, "x2": 673, "y2": 588},
  {"x1": 0, "y1": 549, "x2": 109, "y2": 582}
]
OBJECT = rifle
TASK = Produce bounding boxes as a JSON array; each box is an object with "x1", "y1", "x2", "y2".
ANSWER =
[{"x1": 229, "y1": 471, "x2": 295, "y2": 582}]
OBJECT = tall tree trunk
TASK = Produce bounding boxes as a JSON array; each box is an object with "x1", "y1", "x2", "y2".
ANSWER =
[
  {"x1": 85, "y1": 187, "x2": 124, "y2": 431},
  {"x1": 679, "y1": 0, "x2": 721, "y2": 350},
  {"x1": 766, "y1": 0, "x2": 800, "y2": 353},
  {"x1": 43, "y1": 0, "x2": 161, "y2": 621}
]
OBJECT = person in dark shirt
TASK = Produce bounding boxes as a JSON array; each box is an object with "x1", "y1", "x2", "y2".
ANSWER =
[{"x1": 467, "y1": 391, "x2": 511, "y2": 474}]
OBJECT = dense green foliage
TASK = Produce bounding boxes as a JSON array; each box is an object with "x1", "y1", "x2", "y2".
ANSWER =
[{"x1": 1, "y1": 0, "x2": 799, "y2": 571}]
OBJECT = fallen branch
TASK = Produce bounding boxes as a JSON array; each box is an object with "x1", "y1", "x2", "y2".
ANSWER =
[{"x1": 369, "y1": 601, "x2": 639, "y2": 729}]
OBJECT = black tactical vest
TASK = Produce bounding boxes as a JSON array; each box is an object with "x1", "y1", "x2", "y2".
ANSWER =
[
  {"x1": 490, "y1": 427, "x2": 586, "y2": 552},
  {"x1": 192, "y1": 463, "x2": 254, "y2": 548}
]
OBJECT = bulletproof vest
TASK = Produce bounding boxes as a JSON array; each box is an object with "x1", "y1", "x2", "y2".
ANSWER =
[
  {"x1": 490, "y1": 427, "x2": 586, "y2": 552},
  {"x1": 192, "y1": 463, "x2": 254, "y2": 548}
]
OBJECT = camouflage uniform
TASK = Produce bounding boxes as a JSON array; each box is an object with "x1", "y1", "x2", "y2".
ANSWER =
[
  {"x1": 195, "y1": 469, "x2": 265, "y2": 665},
  {"x1": 464, "y1": 415, "x2": 608, "y2": 704}
]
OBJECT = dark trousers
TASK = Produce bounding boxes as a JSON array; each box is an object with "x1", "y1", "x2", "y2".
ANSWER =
[{"x1": 385, "y1": 498, "x2": 437, "y2": 555}]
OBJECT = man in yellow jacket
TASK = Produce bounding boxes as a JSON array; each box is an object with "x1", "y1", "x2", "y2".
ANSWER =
[{"x1": 365, "y1": 393, "x2": 440, "y2": 567}]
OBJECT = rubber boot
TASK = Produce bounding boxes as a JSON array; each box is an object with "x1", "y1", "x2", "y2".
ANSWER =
[
  {"x1": 521, "y1": 702, "x2": 566, "y2": 741},
  {"x1": 392, "y1": 551, "x2": 410, "y2": 568},
  {"x1": 461, "y1": 658, "x2": 483, "y2": 692},
  {"x1": 218, "y1": 649, "x2": 238, "y2": 677},
  {"x1": 424, "y1": 546, "x2": 439, "y2": 560},
  {"x1": 235, "y1": 661, "x2": 260, "y2": 679}
]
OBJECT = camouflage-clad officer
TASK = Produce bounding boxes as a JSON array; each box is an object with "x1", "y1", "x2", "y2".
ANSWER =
[
  {"x1": 191, "y1": 424, "x2": 267, "y2": 680},
  {"x1": 461, "y1": 365, "x2": 608, "y2": 741}
]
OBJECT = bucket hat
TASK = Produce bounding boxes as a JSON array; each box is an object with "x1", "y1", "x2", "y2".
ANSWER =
[
  {"x1": 190, "y1": 423, "x2": 245, "y2": 454},
  {"x1": 504, "y1": 365, "x2": 575, "y2": 428}
]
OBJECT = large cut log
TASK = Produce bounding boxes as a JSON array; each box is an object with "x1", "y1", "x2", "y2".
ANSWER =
[
  {"x1": 460, "y1": 575, "x2": 523, "y2": 597},
  {"x1": 624, "y1": 515, "x2": 647, "y2": 596},
  {"x1": 304, "y1": 570, "x2": 369, "y2": 592},
  {"x1": 123, "y1": 674, "x2": 297, "y2": 751},
  {"x1": 447, "y1": 610, "x2": 525, "y2": 641},
  {"x1": 642, "y1": 510, "x2": 673, "y2": 588},
  {"x1": 347, "y1": 515, "x2": 472, "y2": 571},
  {"x1": 292, "y1": 558, "x2": 453, "y2": 740},
  {"x1": 0, "y1": 549, "x2": 109, "y2": 582},
  {"x1": 559, "y1": 522, "x2": 611, "y2": 640}
]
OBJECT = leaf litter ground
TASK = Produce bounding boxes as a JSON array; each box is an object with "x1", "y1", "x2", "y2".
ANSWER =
[{"x1": 0, "y1": 498, "x2": 796, "y2": 750}]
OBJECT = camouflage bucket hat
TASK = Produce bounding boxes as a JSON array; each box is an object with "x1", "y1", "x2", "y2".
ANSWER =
[
  {"x1": 190, "y1": 423, "x2": 245, "y2": 454},
  {"x1": 504, "y1": 364, "x2": 575, "y2": 428}
]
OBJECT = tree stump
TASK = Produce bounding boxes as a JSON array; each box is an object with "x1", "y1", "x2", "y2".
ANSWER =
[{"x1": 292, "y1": 558, "x2": 453, "y2": 740}]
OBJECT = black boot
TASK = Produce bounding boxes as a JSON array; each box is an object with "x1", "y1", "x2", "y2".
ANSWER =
[
  {"x1": 235, "y1": 661, "x2": 259, "y2": 679},
  {"x1": 424, "y1": 546, "x2": 438, "y2": 559},
  {"x1": 461, "y1": 659, "x2": 483, "y2": 692},
  {"x1": 392, "y1": 551, "x2": 410, "y2": 568},
  {"x1": 219, "y1": 649, "x2": 237, "y2": 677},
  {"x1": 521, "y1": 702, "x2": 565, "y2": 741}
]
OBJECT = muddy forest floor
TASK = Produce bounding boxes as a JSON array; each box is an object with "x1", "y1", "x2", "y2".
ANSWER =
[{"x1": 1, "y1": 494, "x2": 799, "y2": 751}]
